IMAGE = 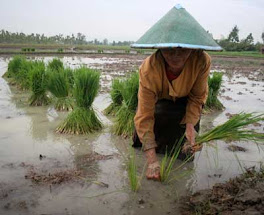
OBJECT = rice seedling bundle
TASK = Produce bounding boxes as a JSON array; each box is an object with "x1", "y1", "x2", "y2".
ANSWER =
[
  {"x1": 47, "y1": 58, "x2": 64, "y2": 72},
  {"x1": 64, "y1": 67, "x2": 75, "y2": 90},
  {"x1": 29, "y1": 61, "x2": 50, "y2": 106},
  {"x1": 104, "y1": 79, "x2": 124, "y2": 116},
  {"x1": 56, "y1": 67, "x2": 102, "y2": 134},
  {"x1": 114, "y1": 72, "x2": 139, "y2": 137},
  {"x1": 14, "y1": 60, "x2": 42, "y2": 90},
  {"x1": 47, "y1": 69, "x2": 73, "y2": 111},
  {"x1": 205, "y1": 72, "x2": 224, "y2": 110},
  {"x1": 160, "y1": 113, "x2": 264, "y2": 183},
  {"x1": 196, "y1": 112, "x2": 264, "y2": 144},
  {"x1": 3, "y1": 55, "x2": 25, "y2": 79}
]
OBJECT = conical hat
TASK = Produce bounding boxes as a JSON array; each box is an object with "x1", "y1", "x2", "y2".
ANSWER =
[{"x1": 131, "y1": 4, "x2": 222, "y2": 51}]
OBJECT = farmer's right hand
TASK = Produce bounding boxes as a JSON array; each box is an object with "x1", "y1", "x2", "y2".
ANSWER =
[{"x1": 145, "y1": 148, "x2": 160, "y2": 181}]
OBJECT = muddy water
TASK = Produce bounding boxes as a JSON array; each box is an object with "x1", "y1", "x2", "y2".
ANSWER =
[{"x1": 0, "y1": 56, "x2": 263, "y2": 215}]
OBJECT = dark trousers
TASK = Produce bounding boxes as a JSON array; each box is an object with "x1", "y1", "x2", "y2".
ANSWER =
[{"x1": 133, "y1": 98, "x2": 200, "y2": 156}]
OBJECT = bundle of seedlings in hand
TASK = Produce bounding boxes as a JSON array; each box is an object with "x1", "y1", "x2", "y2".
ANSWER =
[
  {"x1": 114, "y1": 72, "x2": 139, "y2": 137},
  {"x1": 196, "y1": 112, "x2": 264, "y2": 145},
  {"x1": 56, "y1": 67, "x2": 102, "y2": 134},
  {"x1": 127, "y1": 146, "x2": 140, "y2": 192},
  {"x1": 47, "y1": 69, "x2": 74, "y2": 111},
  {"x1": 29, "y1": 61, "x2": 50, "y2": 106},
  {"x1": 205, "y1": 72, "x2": 224, "y2": 110},
  {"x1": 47, "y1": 58, "x2": 64, "y2": 72},
  {"x1": 104, "y1": 79, "x2": 124, "y2": 116},
  {"x1": 161, "y1": 113, "x2": 264, "y2": 183}
]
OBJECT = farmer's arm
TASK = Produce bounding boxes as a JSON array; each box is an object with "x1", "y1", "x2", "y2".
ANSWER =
[
  {"x1": 183, "y1": 54, "x2": 211, "y2": 144},
  {"x1": 134, "y1": 67, "x2": 157, "y2": 151}
]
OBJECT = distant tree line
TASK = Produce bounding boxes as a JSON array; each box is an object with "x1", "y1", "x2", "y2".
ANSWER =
[
  {"x1": 1, "y1": 28, "x2": 263, "y2": 51},
  {"x1": 0, "y1": 30, "x2": 134, "y2": 46},
  {"x1": 216, "y1": 26, "x2": 264, "y2": 52}
]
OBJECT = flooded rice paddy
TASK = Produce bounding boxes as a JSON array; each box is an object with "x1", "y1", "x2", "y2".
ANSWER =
[{"x1": 0, "y1": 55, "x2": 263, "y2": 215}]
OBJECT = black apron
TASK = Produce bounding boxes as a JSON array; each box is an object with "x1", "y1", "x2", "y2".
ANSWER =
[{"x1": 133, "y1": 97, "x2": 200, "y2": 158}]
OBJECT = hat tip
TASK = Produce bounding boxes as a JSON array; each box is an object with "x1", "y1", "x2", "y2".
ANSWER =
[{"x1": 174, "y1": 4, "x2": 184, "y2": 9}]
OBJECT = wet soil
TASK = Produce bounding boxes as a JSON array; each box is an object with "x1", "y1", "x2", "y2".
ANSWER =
[{"x1": 180, "y1": 167, "x2": 264, "y2": 215}]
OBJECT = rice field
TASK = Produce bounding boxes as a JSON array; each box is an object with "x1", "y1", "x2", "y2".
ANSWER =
[{"x1": 0, "y1": 54, "x2": 263, "y2": 214}]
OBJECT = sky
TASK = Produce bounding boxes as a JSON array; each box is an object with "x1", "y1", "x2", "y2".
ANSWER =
[{"x1": 0, "y1": 0, "x2": 263, "y2": 43}]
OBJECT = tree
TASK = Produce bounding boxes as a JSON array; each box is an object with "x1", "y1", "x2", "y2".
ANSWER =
[
  {"x1": 103, "y1": 38, "x2": 108, "y2": 45},
  {"x1": 244, "y1": 33, "x2": 254, "y2": 45},
  {"x1": 228, "y1": 25, "x2": 239, "y2": 43},
  {"x1": 262, "y1": 32, "x2": 264, "y2": 44}
]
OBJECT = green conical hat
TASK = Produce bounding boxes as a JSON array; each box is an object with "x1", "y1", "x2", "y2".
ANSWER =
[{"x1": 131, "y1": 4, "x2": 222, "y2": 51}]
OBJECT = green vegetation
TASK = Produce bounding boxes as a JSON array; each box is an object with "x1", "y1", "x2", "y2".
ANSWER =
[
  {"x1": 3, "y1": 55, "x2": 25, "y2": 78},
  {"x1": 196, "y1": 112, "x2": 264, "y2": 145},
  {"x1": 56, "y1": 67, "x2": 102, "y2": 134},
  {"x1": 208, "y1": 51, "x2": 264, "y2": 58},
  {"x1": 29, "y1": 61, "x2": 50, "y2": 106},
  {"x1": 57, "y1": 48, "x2": 63, "y2": 53},
  {"x1": 160, "y1": 143, "x2": 182, "y2": 183},
  {"x1": 3, "y1": 55, "x2": 37, "y2": 90},
  {"x1": 127, "y1": 146, "x2": 140, "y2": 192},
  {"x1": 114, "y1": 72, "x2": 139, "y2": 137},
  {"x1": 217, "y1": 26, "x2": 263, "y2": 52},
  {"x1": 160, "y1": 112, "x2": 263, "y2": 183},
  {"x1": 104, "y1": 79, "x2": 124, "y2": 116},
  {"x1": 64, "y1": 67, "x2": 75, "y2": 90},
  {"x1": 205, "y1": 72, "x2": 224, "y2": 110},
  {"x1": 47, "y1": 58, "x2": 64, "y2": 72},
  {"x1": 14, "y1": 60, "x2": 34, "y2": 90},
  {"x1": 47, "y1": 69, "x2": 73, "y2": 111},
  {"x1": 21, "y1": 48, "x2": 35, "y2": 52}
]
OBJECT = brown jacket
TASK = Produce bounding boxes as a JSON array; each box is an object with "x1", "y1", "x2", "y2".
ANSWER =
[{"x1": 134, "y1": 50, "x2": 211, "y2": 151}]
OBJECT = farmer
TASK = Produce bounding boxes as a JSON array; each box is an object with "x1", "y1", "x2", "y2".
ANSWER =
[{"x1": 131, "y1": 4, "x2": 222, "y2": 181}]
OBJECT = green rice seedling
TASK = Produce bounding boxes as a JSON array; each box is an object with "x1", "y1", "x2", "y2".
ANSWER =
[
  {"x1": 127, "y1": 146, "x2": 140, "y2": 192},
  {"x1": 47, "y1": 69, "x2": 74, "y2": 111},
  {"x1": 160, "y1": 112, "x2": 263, "y2": 183},
  {"x1": 57, "y1": 48, "x2": 63, "y2": 53},
  {"x1": 104, "y1": 79, "x2": 124, "y2": 116},
  {"x1": 160, "y1": 135, "x2": 188, "y2": 183},
  {"x1": 47, "y1": 58, "x2": 64, "y2": 72},
  {"x1": 64, "y1": 67, "x2": 75, "y2": 91},
  {"x1": 196, "y1": 112, "x2": 264, "y2": 145},
  {"x1": 3, "y1": 55, "x2": 25, "y2": 79},
  {"x1": 29, "y1": 61, "x2": 50, "y2": 106},
  {"x1": 205, "y1": 72, "x2": 224, "y2": 110},
  {"x1": 114, "y1": 72, "x2": 139, "y2": 137},
  {"x1": 56, "y1": 67, "x2": 102, "y2": 134},
  {"x1": 13, "y1": 60, "x2": 32, "y2": 90}
]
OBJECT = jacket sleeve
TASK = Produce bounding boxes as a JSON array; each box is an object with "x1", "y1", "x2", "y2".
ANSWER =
[
  {"x1": 134, "y1": 67, "x2": 158, "y2": 151},
  {"x1": 183, "y1": 55, "x2": 211, "y2": 125}
]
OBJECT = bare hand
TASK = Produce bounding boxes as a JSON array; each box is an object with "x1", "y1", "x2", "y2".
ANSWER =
[
  {"x1": 183, "y1": 123, "x2": 202, "y2": 153},
  {"x1": 145, "y1": 148, "x2": 160, "y2": 181},
  {"x1": 185, "y1": 123, "x2": 196, "y2": 153}
]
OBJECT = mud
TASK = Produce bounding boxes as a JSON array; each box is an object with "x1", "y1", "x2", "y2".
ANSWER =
[
  {"x1": 227, "y1": 145, "x2": 247, "y2": 152},
  {"x1": 180, "y1": 167, "x2": 264, "y2": 215},
  {"x1": 25, "y1": 168, "x2": 85, "y2": 185},
  {"x1": 0, "y1": 55, "x2": 264, "y2": 215}
]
